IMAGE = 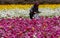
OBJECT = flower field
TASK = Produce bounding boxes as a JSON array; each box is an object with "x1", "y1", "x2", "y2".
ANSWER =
[
  {"x1": 0, "y1": 4, "x2": 60, "y2": 18},
  {"x1": 0, "y1": 4, "x2": 60, "y2": 38},
  {"x1": 0, "y1": 16, "x2": 60, "y2": 38}
]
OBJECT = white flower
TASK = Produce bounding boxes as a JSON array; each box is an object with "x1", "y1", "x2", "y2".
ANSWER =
[
  {"x1": 0, "y1": 7, "x2": 60, "y2": 18},
  {"x1": 1, "y1": 37, "x2": 4, "y2": 38}
]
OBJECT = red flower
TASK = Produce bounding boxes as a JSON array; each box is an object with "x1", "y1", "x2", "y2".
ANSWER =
[
  {"x1": 17, "y1": 31, "x2": 23, "y2": 36},
  {"x1": 26, "y1": 27, "x2": 31, "y2": 31}
]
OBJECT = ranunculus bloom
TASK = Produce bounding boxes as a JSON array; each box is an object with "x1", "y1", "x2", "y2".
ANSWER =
[{"x1": 0, "y1": 16, "x2": 60, "y2": 38}]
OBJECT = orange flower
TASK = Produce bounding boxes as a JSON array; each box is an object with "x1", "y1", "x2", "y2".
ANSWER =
[
  {"x1": 8, "y1": 26, "x2": 13, "y2": 30},
  {"x1": 42, "y1": 22, "x2": 47, "y2": 29},
  {"x1": 0, "y1": 26, "x2": 3, "y2": 29},
  {"x1": 58, "y1": 36, "x2": 60, "y2": 38},
  {"x1": 31, "y1": 27, "x2": 35, "y2": 32}
]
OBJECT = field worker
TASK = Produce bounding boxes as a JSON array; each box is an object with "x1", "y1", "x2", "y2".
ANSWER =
[{"x1": 29, "y1": 1, "x2": 40, "y2": 19}]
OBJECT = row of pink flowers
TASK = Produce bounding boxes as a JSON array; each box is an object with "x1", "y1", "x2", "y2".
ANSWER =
[{"x1": 0, "y1": 16, "x2": 60, "y2": 38}]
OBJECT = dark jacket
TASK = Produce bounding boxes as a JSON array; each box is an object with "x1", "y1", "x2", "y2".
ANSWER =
[
  {"x1": 29, "y1": 2, "x2": 40, "y2": 19},
  {"x1": 30, "y1": 5, "x2": 39, "y2": 14}
]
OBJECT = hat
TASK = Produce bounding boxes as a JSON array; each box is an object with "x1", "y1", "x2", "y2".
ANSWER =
[{"x1": 34, "y1": 1, "x2": 39, "y2": 5}]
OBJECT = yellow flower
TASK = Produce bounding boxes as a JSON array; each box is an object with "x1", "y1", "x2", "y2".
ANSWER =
[{"x1": 0, "y1": 4, "x2": 60, "y2": 10}]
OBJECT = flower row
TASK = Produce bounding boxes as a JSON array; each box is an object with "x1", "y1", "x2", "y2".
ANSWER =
[
  {"x1": 0, "y1": 4, "x2": 60, "y2": 10},
  {"x1": 0, "y1": 8, "x2": 60, "y2": 18},
  {"x1": 0, "y1": 16, "x2": 60, "y2": 38}
]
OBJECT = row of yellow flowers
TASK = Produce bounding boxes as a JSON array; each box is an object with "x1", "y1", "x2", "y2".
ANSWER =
[{"x1": 0, "y1": 4, "x2": 60, "y2": 10}]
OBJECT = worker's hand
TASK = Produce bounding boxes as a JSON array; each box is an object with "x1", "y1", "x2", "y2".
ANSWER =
[{"x1": 34, "y1": 12, "x2": 36, "y2": 13}]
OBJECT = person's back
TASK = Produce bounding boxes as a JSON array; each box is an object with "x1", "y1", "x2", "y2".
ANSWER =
[{"x1": 29, "y1": 1, "x2": 40, "y2": 19}]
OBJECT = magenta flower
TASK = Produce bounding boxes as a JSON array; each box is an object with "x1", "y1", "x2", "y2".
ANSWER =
[{"x1": 0, "y1": 16, "x2": 60, "y2": 38}]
